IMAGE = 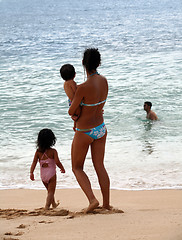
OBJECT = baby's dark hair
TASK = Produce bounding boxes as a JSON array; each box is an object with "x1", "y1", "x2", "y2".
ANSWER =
[
  {"x1": 60, "y1": 64, "x2": 75, "y2": 81},
  {"x1": 36, "y1": 128, "x2": 56, "y2": 153},
  {"x1": 144, "y1": 101, "x2": 152, "y2": 108},
  {"x1": 82, "y1": 48, "x2": 101, "y2": 72}
]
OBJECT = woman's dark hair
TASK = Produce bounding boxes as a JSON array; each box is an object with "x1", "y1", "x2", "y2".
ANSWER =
[
  {"x1": 36, "y1": 129, "x2": 56, "y2": 152},
  {"x1": 82, "y1": 48, "x2": 101, "y2": 72}
]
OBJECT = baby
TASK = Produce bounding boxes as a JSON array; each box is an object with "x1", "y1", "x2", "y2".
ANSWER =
[{"x1": 60, "y1": 64, "x2": 81, "y2": 130}]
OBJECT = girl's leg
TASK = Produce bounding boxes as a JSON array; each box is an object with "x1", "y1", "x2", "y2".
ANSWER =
[
  {"x1": 91, "y1": 131, "x2": 111, "y2": 209},
  {"x1": 43, "y1": 175, "x2": 57, "y2": 210},
  {"x1": 43, "y1": 182, "x2": 57, "y2": 208},
  {"x1": 71, "y1": 131, "x2": 99, "y2": 213}
]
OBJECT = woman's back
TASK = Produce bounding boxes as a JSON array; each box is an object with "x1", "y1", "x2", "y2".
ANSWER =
[{"x1": 76, "y1": 74, "x2": 108, "y2": 129}]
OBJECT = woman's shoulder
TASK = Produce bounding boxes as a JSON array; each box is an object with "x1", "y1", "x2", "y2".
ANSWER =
[
  {"x1": 99, "y1": 74, "x2": 108, "y2": 83},
  {"x1": 78, "y1": 80, "x2": 87, "y2": 87},
  {"x1": 76, "y1": 82, "x2": 87, "y2": 92},
  {"x1": 77, "y1": 74, "x2": 108, "y2": 92}
]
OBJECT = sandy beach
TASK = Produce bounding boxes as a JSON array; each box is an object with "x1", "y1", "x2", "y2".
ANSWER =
[{"x1": 0, "y1": 189, "x2": 182, "y2": 240}]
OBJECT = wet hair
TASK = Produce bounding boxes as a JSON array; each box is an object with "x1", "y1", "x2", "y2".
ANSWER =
[
  {"x1": 82, "y1": 48, "x2": 101, "y2": 72},
  {"x1": 144, "y1": 101, "x2": 152, "y2": 108},
  {"x1": 36, "y1": 128, "x2": 56, "y2": 153},
  {"x1": 60, "y1": 64, "x2": 75, "y2": 81}
]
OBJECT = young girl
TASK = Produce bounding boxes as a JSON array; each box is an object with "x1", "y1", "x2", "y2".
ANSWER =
[{"x1": 30, "y1": 129, "x2": 65, "y2": 210}]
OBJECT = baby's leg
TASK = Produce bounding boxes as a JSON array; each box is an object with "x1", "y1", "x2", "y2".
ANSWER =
[{"x1": 43, "y1": 175, "x2": 57, "y2": 210}]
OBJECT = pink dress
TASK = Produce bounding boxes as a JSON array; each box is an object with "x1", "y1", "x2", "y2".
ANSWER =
[{"x1": 39, "y1": 152, "x2": 56, "y2": 183}]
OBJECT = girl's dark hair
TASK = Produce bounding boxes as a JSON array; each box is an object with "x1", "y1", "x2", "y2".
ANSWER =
[
  {"x1": 82, "y1": 48, "x2": 101, "y2": 72},
  {"x1": 36, "y1": 129, "x2": 56, "y2": 152}
]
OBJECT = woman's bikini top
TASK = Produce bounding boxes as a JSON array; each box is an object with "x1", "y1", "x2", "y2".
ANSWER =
[
  {"x1": 80, "y1": 99, "x2": 106, "y2": 107},
  {"x1": 79, "y1": 71, "x2": 107, "y2": 107}
]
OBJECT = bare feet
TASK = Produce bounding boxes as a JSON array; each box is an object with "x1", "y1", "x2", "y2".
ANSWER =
[
  {"x1": 85, "y1": 199, "x2": 99, "y2": 214},
  {"x1": 102, "y1": 205, "x2": 113, "y2": 210},
  {"x1": 52, "y1": 200, "x2": 60, "y2": 209},
  {"x1": 44, "y1": 206, "x2": 50, "y2": 210},
  {"x1": 44, "y1": 201, "x2": 60, "y2": 210}
]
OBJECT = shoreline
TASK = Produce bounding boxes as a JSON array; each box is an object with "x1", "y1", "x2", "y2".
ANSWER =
[
  {"x1": 0, "y1": 189, "x2": 182, "y2": 240},
  {"x1": 1, "y1": 186, "x2": 182, "y2": 190}
]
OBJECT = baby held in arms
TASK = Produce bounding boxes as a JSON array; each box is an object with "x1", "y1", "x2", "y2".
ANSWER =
[{"x1": 60, "y1": 64, "x2": 81, "y2": 131}]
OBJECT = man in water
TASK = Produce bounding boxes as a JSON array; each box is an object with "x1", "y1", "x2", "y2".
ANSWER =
[{"x1": 144, "y1": 101, "x2": 158, "y2": 120}]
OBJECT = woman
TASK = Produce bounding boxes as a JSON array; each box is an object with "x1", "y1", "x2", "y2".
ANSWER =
[{"x1": 68, "y1": 48, "x2": 110, "y2": 213}]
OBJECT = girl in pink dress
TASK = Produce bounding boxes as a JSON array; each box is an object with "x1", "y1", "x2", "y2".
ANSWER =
[{"x1": 30, "y1": 129, "x2": 65, "y2": 210}]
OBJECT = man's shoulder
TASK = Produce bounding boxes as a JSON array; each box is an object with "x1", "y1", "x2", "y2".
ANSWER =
[{"x1": 150, "y1": 111, "x2": 158, "y2": 120}]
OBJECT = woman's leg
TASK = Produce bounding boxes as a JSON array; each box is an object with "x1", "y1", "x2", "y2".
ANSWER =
[
  {"x1": 72, "y1": 131, "x2": 99, "y2": 212},
  {"x1": 43, "y1": 175, "x2": 57, "y2": 210},
  {"x1": 91, "y1": 132, "x2": 110, "y2": 209}
]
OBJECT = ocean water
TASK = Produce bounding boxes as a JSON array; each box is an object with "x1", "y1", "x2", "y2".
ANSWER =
[{"x1": 0, "y1": 0, "x2": 182, "y2": 190}]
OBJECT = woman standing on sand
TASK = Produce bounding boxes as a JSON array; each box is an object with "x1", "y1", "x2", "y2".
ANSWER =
[{"x1": 68, "y1": 48, "x2": 110, "y2": 213}]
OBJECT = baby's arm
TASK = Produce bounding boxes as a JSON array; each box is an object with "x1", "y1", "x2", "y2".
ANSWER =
[
  {"x1": 30, "y1": 150, "x2": 38, "y2": 181},
  {"x1": 65, "y1": 81, "x2": 81, "y2": 123},
  {"x1": 64, "y1": 81, "x2": 77, "y2": 101},
  {"x1": 53, "y1": 149, "x2": 65, "y2": 173}
]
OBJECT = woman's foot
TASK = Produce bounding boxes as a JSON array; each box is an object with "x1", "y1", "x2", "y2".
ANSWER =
[
  {"x1": 85, "y1": 199, "x2": 99, "y2": 214},
  {"x1": 52, "y1": 200, "x2": 60, "y2": 209},
  {"x1": 44, "y1": 206, "x2": 50, "y2": 210},
  {"x1": 102, "y1": 205, "x2": 113, "y2": 210}
]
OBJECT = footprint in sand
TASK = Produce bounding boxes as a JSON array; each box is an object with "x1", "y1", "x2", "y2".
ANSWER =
[
  {"x1": 15, "y1": 232, "x2": 24, "y2": 236},
  {"x1": 4, "y1": 232, "x2": 21, "y2": 240},
  {"x1": 3, "y1": 238, "x2": 19, "y2": 240},
  {"x1": 17, "y1": 224, "x2": 26, "y2": 229},
  {"x1": 4, "y1": 231, "x2": 24, "y2": 237},
  {"x1": 67, "y1": 207, "x2": 124, "y2": 218},
  {"x1": 39, "y1": 220, "x2": 53, "y2": 224},
  {"x1": 4, "y1": 232, "x2": 13, "y2": 236}
]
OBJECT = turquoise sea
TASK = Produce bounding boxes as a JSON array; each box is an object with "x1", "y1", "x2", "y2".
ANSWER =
[{"x1": 0, "y1": 0, "x2": 182, "y2": 190}]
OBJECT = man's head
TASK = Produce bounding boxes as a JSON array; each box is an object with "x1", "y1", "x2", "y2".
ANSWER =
[{"x1": 144, "y1": 101, "x2": 152, "y2": 112}]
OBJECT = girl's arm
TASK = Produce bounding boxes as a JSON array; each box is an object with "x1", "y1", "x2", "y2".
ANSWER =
[
  {"x1": 53, "y1": 149, "x2": 65, "y2": 173},
  {"x1": 30, "y1": 150, "x2": 39, "y2": 181}
]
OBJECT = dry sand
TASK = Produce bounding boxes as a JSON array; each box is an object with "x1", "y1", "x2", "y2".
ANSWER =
[{"x1": 0, "y1": 189, "x2": 182, "y2": 240}]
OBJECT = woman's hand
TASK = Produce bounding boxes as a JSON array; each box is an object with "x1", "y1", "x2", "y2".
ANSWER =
[{"x1": 71, "y1": 115, "x2": 79, "y2": 121}]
